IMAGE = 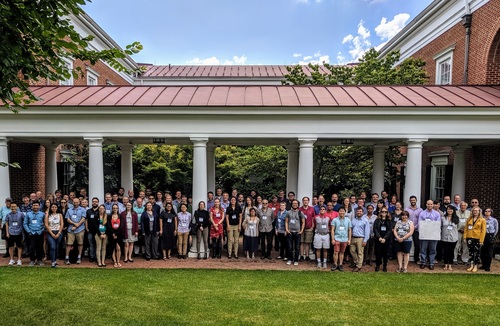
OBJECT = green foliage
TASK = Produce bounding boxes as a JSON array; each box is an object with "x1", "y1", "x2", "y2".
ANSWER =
[
  {"x1": 0, "y1": 162, "x2": 20, "y2": 169},
  {"x1": 0, "y1": 0, "x2": 143, "y2": 111},
  {"x1": 216, "y1": 145, "x2": 287, "y2": 197},
  {"x1": 282, "y1": 63, "x2": 355, "y2": 85}
]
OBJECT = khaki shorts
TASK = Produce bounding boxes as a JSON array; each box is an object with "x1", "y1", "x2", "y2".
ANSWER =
[
  {"x1": 301, "y1": 229, "x2": 313, "y2": 243},
  {"x1": 67, "y1": 231, "x2": 85, "y2": 245}
]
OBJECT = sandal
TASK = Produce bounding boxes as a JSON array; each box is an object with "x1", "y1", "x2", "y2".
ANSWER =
[
  {"x1": 114, "y1": 262, "x2": 118, "y2": 268},
  {"x1": 129, "y1": 258, "x2": 134, "y2": 262},
  {"x1": 117, "y1": 263, "x2": 122, "y2": 267},
  {"x1": 163, "y1": 257, "x2": 168, "y2": 261}
]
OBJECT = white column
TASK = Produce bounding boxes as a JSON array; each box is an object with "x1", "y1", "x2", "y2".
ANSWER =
[
  {"x1": 404, "y1": 139, "x2": 427, "y2": 208},
  {"x1": 86, "y1": 138, "x2": 105, "y2": 203},
  {"x1": 44, "y1": 144, "x2": 58, "y2": 196},
  {"x1": 372, "y1": 145, "x2": 387, "y2": 195},
  {"x1": 297, "y1": 138, "x2": 316, "y2": 201},
  {"x1": 191, "y1": 137, "x2": 208, "y2": 255},
  {"x1": 120, "y1": 144, "x2": 134, "y2": 194},
  {"x1": 451, "y1": 146, "x2": 468, "y2": 200},
  {"x1": 207, "y1": 144, "x2": 216, "y2": 193},
  {"x1": 287, "y1": 143, "x2": 299, "y2": 194},
  {"x1": 0, "y1": 137, "x2": 11, "y2": 202}
]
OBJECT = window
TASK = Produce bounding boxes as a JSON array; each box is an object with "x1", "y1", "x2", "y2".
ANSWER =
[
  {"x1": 86, "y1": 67, "x2": 100, "y2": 85},
  {"x1": 429, "y1": 155, "x2": 448, "y2": 201},
  {"x1": 434, "y1": 46, "x2": 454, "y2": 85},
  {"x1": 59, "y1": 59, "x2": 73, "y2": 85}
]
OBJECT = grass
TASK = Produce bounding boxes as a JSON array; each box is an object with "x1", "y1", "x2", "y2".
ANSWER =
[{"x1": 0, "y1": 267, "x2": 498, "y2": 325}]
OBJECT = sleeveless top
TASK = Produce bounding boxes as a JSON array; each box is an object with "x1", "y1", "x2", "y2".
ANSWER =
[
  {"x1": 395, "y1": 220, "x2": 413, "y2": 241},
  {"x1": 48, "y1": 213, "x2": 61, "y2": 232}
]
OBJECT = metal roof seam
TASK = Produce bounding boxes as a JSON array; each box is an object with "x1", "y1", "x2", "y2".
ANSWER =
[
  {"x1": 132, "y1": 86, "x2": 152, "y2": 106},
  {"x1": 390, "y1": 86, "x2": 416, "y2": 106},
  {"x1": 422, "y1": 86, "x2": 455, "y2": 106},
  {"x1": 374, "y1": 86, "x2": 398, "y2": 106},
  {"x1": 323, "y1": 87, "x2": 340, "y2": 106}
]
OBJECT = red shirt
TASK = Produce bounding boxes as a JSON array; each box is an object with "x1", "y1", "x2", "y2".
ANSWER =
[
  {"x1": 299, "y1": 206, "x2": 316, "y2": 229},
  {"x1": 325, "y1": 210, "x2": 339, "y2": 222}
]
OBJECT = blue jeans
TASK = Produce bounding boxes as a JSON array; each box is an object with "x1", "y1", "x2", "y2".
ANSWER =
[
  {"x1": 87, "y1": 232, "x2": 96, "y2": 259},
  {"x1": 47, "y1": 234, "x2": 63, "y2": 263},
  {"x1": 287, "y1": 232, "x2": 301, "y2": 262},
  {"x1": 420, "y1": 240, "x2": 438, "y2": 265}
]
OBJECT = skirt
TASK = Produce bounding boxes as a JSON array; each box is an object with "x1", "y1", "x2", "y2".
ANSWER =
[{"x1": 244, "y1": 236, "x2": 259, "y2": 253}]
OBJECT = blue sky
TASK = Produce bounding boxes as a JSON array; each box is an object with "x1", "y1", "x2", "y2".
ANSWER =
[{"x1": 84, "y1": 0, "x2": 433, "y2": 65}]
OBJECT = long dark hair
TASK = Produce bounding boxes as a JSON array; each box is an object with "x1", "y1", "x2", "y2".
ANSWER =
[{"x1": 446, "y1": 206, "x2": 459, "y2": 225}]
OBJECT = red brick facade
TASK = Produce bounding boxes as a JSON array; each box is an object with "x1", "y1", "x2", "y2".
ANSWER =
[{"x1": 9, "y1": 143, "x2": 46, "y2": 201}]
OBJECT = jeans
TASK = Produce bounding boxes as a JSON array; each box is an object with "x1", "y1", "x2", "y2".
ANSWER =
[
  {"x1": 87, "y1": 232, "x2": 96, "y2": 259},
  {"x1": 260, "y1": 231, "x2": 273, "y2": 257},
  {"x1": 420, "y1": 239, "x2": 438, "y2": 265},
  {"x1": 47, "y1": 234, "x2": 63, "y2": 263},
  {"x1": 29, "y1": 233, "x2": 44, "y2": 261},
  {"x1": 287, "y1": 232, "x2": 301, "y2": 262}
]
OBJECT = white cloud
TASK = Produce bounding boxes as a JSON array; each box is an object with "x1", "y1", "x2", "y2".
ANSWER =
[
  {"x1": 292, "y1": 53, "x2": 302, "y2": 58},
  {"x1": 366, "y1": 0, "x2": 388, "y2": 4},
  {"x1": 342, "y1": 34, "x2": 353, "y2": 44},
  {"x1": 296, "y1": 0, "x2": 323, "y2": 3},
  {"x1": 357, "y1": 21, "x2": 370, "y2": 39},
  {"x1": 339, "y1": 20, "x2": 372, "y2": 62},
  {"x1": 296, "y1": 50, "x2": 330, "y2": 64},
  {"x1": 336, "y1": 52, "x2": 347, "y2": 65},
  {"x1": 375, "y1": 13, "x2": 410, "y2": 41},
  {"x1": 186, "y1": 55, "x2": 247, "y2": 65},
  {"x1": 303, "y1": 55, "x2": 313, "y2": 61}
]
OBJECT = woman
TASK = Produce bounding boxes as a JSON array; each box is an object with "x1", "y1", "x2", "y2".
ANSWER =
[
  {"x1": 107, "y1": 204, "x2": 124, "y2": 268},
  {"x1": 393, "y1": 210, "x2": 414, "y2": 273},
  {"x1": 374, "y1": 199, "x2": 386, "y2": 216},
  {"x1": 225, "y1": 196, "x2": 242, "y2": 259},
  {"x1": 58, "y1": 199, "x2": 70, "y2": 260},
  {"x1": 92, "y1": 205, "x2": 108, "y2": 267},
  {"x1": 47, "y1": 193, "x2": 55, "y2": 204},
  {"x1": 121, "y1": 202, "x2": 138, "y2": 263},
  {"x1": 464, "y1": 207, "x2": 486, "y2": 272},
  {"x1": 243, "y1": 207, "x2": 260, "y2": 259},
  {"x1": 44, "y1": 203, "x2": 63, "y2": 268},
  {"x1": 176, "y1": 203, "x2": 191, "y2": 259},
  {"x1": 209, "y1": 198, "x2": 225, "y2": 259},
  {"x1": 373, "y1": 208, "x2": 392, "y2": 272},
  {"x1": 43, "y1": 199, "x2": 51, "y2": 215},
  {"x1": 275, "y1": 202, "x2": 288, "y2": 260},
  {"x1": 141, "y1": 202, "x2": 160, "y2": 261},
  {"x1": 255, "y1": 196, "x2": 263, "y2": 210},
  {"x1": 243, "y1": 196, "x2": 256, "y2": 219},
  {"x1": 480, "y1": 208, "x2": 498, "y2": 272},
  {"x1": 194, "y1": 201, "x2": 210, "y2": 260},
  {"x1": 160, "y1": 202, "x2": 176, "y2": 260},
  {"x1": 441, "y1": 206, "x2": 459, "y2": 271},
  {"x1": 341, "y1": 197, "x2": 354, "y2": 221},
  {"x1": 155, "y1": 191, "x2": 164, "y2": 208}
]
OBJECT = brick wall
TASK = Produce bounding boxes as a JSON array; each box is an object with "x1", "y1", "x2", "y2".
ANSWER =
[
  {"x1": 9, "y1": 143, "x2": 46, "y2": 202},
  {"x1": 411, "y1": 0, "x2": 500, "y2": 85}
]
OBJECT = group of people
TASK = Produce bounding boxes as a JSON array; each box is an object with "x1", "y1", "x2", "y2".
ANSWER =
[{"x1": 0, "y1": 188, "x2": 497, "y2": 272}]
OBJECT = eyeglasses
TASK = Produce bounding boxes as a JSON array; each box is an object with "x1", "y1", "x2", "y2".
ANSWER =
[
  {"x1": 381, "y1": 211, "x2": 388, "y2": 213},
  {"x1": 61, "y1": 201, "x2": 66, "y2": 204},
  {"x1": 471, "y1": 201, "x2": 478, "y2": 204},
  {"x1": 485, "y1": 210, "x2": 491, "y2": 212}
]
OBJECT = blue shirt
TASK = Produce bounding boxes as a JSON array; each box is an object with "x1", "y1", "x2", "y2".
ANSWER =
[
  {"x1": 65, "y1": 206, "x2": 87, "y2": 234},
  {"x1": 0, "y1": 206, "x2": 12, "y2": 226},
  {"x1": 351, "y1": 216, "x2": 370, "y2": 242},
  {"x1": 23, "y1": 211, "x2": 45, "y2": 234},
  {"x1": 331, "y1": 217, "x2": 352, "y2": 242},
  {"x1": 276, "y1": 210, "x2": 287, "y2": 233},
  {"x1": 5, "y1": 211, "x2": 23, "y2": 235},
  {"x1": 418, "y1": 209, "x2": 441, "y2": 222},
  {"x1": 314, "y1": 204, "x2": 327, "y2": 215}
]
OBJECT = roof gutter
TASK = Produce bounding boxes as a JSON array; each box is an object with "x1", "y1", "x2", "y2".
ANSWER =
[{"x1": 462, "y1": 0, "x2": 472, "y2": 84}]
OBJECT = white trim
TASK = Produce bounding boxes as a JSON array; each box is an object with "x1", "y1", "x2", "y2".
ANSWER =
[
  {"x1": 86, "y1": 66, "x2": 100, "y2": 85},
  {"x1": 59, "y1": 58, "x2": 74, "y2": 86},
  {"x1": 435, "y1": 47, "x2": 454, "y2": 85}
]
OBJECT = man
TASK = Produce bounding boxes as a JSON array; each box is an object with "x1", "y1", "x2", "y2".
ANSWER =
[
  {"x1": 231, "y1": 188, "x2": 238, "y2": 198},
  {"x1": 79, "y1": 187, "x2": 89, "y2": 201},
  {"x1": 147, "y1": 195, "x2": 161, "y2": 216},
  {"x1": 455, "y1": 201, "x2": 470, "y2": 264},
  {"x1": 215, "y1": 188, "x2": 223, "y2": 200},
  {"x1": 359, "y1": 192, "x2": 367, "y2": 201},
  {"x1": 313, "y1": 206, "x2": 330, "y2": 269},
  {"x1": 330, "y1": 193, "x2": 341, "y2": 212},
  {"x1": 350, "y1": 207, "x2": 370, "y2": 272},
  {"x1": 362, "y1": 204, "x2": 377, "y2": 266},
  {"x1": 354, "y1": 198, "x2": 366, "y2": 214},
  {"x1": 85, "y1": 197, "x2": 99, "y2": 263},
  {"x1": 314, "y1": 195, "x2": 326, "y2": 214},
  {"x1": 121, "y1": 196, "x2": 130, "y2": 208},
  {"x1": 220, "y1": 192, "x2": 230, "y2": 210},
  {"x1": 117, "y1": 187, "x2": 125, "y2": 203},
  {"x1": 470, "y1": 198, "x2": 481, "y2": 213},
  {"x1": 388, "y1": 195, "x2": 397, "y2": 214},
  {"x1": 324, "y1": 202, "x2": 339, "y2": 220},
  {"x1": 286, "y1": 192, "x2": 296, "y2": 210},
  {"x1": 312, "y1": 196, "x2": 318, "y2": 207},
  {"x1": 365, "y1": 193, "x2": 379, "y2": 210},
  {"x1": 127, "y1": 189, "x2": 136, "y2": 205},
  {"x1": 80, "y1": 198, "x2": 89, "y2": 210},
  {"x1": 23, "y1": 202, "x2": 45, "y2": 266},
  {"x1": 1, "y1": 197, "x2": 12, "y2": 258},
  {"x1": 173, "y1": 190, "x2": 182, "y2": 209},
  {"x1": 331, "y1": 207, "x2": 352, "y2": 272},
  {"x1": 258, "y1": 199, "x2": 274, "y2": 260},
  {"x1": 299, "y1": 196, "x2": 315, "y2": 262},
  {"x1": 237, "y1": 193, "x2": 245, "y2": 211},
  {"x1": 452, "y1": 194, "x2": 461, "y2": 210},
  {"x1": 35, "y1": 191, "x2": 44, "y2": 210},
  {"x1": 133, "y1": 197, "x2": 145, "y2": 256},
  {"x1": 349, "y1": 195, "x2": 357, "y2": 208},
  {"x1": 65, "y1": 198, "x2": 86, "y2": 265},
  {"x1": 111, "y1": 193, "x2": 125, "y2": 213},
  {"x1": 54, "y1": 189, "x2": 63, "y2": 206},
  {"x1": 381, "y1": 191, "x2": 389, "y2": 207},
  {"x1": 19, "y1": 194, "x2": 32, "y2": 214},
  {"x1": 103, "y1": 193, "x2": 113, "y2": 215},
  {"x1": 440, "y1": 196, "x2": 455, "y2": 213},
  {"x1": 405, "y1": 195, "x2": 423, "y2": 264},
  {"x1": 5, "y1": 202, "x2": 23, "y2": 266},
  {"x1": 418, "y1": 199, "x2": 441, "y2": 270},
  {"x1": 206, "y1": 191, "x2": 215, "y2": 210},
  {"x1": 277, "y1": 190, "x2": 287, "y2": 204},
  {"x1": 67, "y1": 192, "x2": 76, "y2": 209},
  {"x1": 285, "y1": 200, "x2": 305, "y2": 266}
]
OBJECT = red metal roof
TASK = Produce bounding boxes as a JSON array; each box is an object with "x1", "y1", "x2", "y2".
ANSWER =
[
  {"x1": 140, "y1": 65, "x2": 335, "y2": 78},
  {"x1": 28, "y1": 85, "x2": 500, "y2": 107}
]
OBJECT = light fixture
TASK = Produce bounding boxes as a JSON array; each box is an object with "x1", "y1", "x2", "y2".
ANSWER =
[
  {"x1": 340, "y1": 139, "x2": 354, "y2": 145},
  {"x1": 153, "y1": 138, "x2": 165, "y2": 144}
]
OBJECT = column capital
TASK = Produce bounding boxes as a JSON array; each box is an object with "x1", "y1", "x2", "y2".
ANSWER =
[
  {"x1": 0, "y1": 137, "x2": 9, "y2": 146},
  {"x1": 373, "y1": 145, "x2": 388, "y2": 151},
  {"x1": 453, "y1": 145, "x2": 471, "y2": 153},
  {"x1": 43, "y1": 143, "x2": 58, "y2": 151},
  {"x1": 287, "y1": 143, "x2": 299, "y2": 151},
  {"x1": 85, "y1": 138, "x2": 104, "y2": 146},
  {"x1": 406, "y1": 138, "x2": 428, "y2": 147},
  {"x1": 190, "y1": 137, "x2": 209, "y2": 147},
  {"x1": 120, "y1": 143, "x2": 135, "y2": 151},
  {"x1": 297, "y1": 138, "x2": 317, "y2": 148}
]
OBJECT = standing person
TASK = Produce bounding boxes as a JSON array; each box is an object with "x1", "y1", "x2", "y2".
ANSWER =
[
  {"x1": 108, "y1": 204, "x2": 124, "y2": 267},
  {"x1": 299, "y1": 196, "x2": 315, "y2": 262},
  {"x1": 133, "y1": 197, "x2": 145, "y2": 257},
  {"x1": 441, "y1": 206, "x2": 459, "y2": 271},
  {"x1": 275, "y1": 202, "x2": 288, "y2": 260},
  {"x1": 176, "y1": 204, "x2": 191, "y2": 259},
  {"x1": 349, "y1": 207, "x2": 370, "y2": 272},
  {"x1": 313, "y1": 206, "x2": 331, "y2": 269},
  {"x1": 58, "y1": 199, "x2": 69, "y2": 260},
  {"x1": 418, "y1": 200, "x2": 442, "y2": 270},
  {"x1": 5, "y1": 203, "x2": 23, "y2": 266},
  {"x1": 258, "y1": 199, "x2": 274, "y2": 260},
  {"x1": 455, "y1": 201, "x2": 470, "y2": 265},
  {"x1": 285, "y1": 200, "x2": 305, "y2": 266},
  {"x1": 373, "y1": 208, "x2": 392, "y2": 272},
  {"x1": 193, "y1": 201, "x2": 210, "y2": 260},
  {"x1": 23, "y1": 202, "x2": 45, "y2": 266},
  {"x1": 85, "y1": 197, "x2": 99, "y2": 263},
  {"x1": 464, "y1": 207, "x2": 486, "y2": 273},
  {"x1": 121, "y1": 202, "x2": 138, "y2": 263},
  {"x1": 480, "y1": 208, "x2": 498, "y2": 272},
  {"x1": 44, "y1": 203, "x2": 63, "y2": 268},
  {"x1": 64, "y1": 198, "x2": 86, "y2": 265},
  {"x1": 405, "y1": 196, "x2": 423, "y2": 264},
  {"x1": 209, "y1": 198, "x2": 225, "y2": 259},
  {"x1": 330, "y1": 207, "x2": 352, "y2": 271},
  {"x1": 341, "y1": 197, "x2": 354, "y2": 221},
  {"x1": 1, "y1": 198, "x2": 12, "y2": 258},
  {"x1": 92, "y1": 205, "x2": 108, "y2": 267},
  {"x1": 160, "y1": 202, "x2": 176, "y2": 260},
  {"x1": 242, "y1": 207, "x2": 260, "y2": 259},
  {"x1": 141, "y1": 202, "x2": 160, "y2": 261},
  {"x1": 225, "y1": 196, "x2": 242, "y2": 259},
  {"x1": 362, "y1": 204, "x2": 377, "y2": 266},
  {"x1": 394, "y1": 211, "x2": 414, "y2": 272}
]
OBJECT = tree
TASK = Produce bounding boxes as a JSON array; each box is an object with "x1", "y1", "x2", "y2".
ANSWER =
[
  {"x1": 0, "y1": 0, "x2": 142, "y2": 111},
  {"x1": 283, "y1": 49, "x2": 428, "y2": 197}
]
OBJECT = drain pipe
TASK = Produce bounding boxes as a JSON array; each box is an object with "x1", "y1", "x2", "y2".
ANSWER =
[{"x1": 462, "y1": 0, "x2": 472, "y2": 84}]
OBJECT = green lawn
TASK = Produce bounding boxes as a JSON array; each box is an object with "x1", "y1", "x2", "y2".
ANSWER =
[{"x1": 1, "y1": 267, "x2": 498, "y2": 325}]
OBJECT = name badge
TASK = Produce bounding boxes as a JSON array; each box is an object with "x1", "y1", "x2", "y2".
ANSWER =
[
  {"x1": 216, "y1": 213, "x2": 221, "y2": 218},
  {"x1": 199, "y1": 217, "x2": 204, "y2": 222},
  {"x1": 90, "y1": 214, "x2": 94, "y2": 219},
  {"x1": 262, "y1": 216, "x2": 267, "y2": 220},
  {"x1": 12, "y1": 221, "x2": 18, "y2": 227},
  {"x1": 339, "y1": 226, "x2": 345, "y2": 231},
  {"x1": 468, "y1": 225, "x2": 473, "y2": 230},
  {"x1": 381, "y1": 226, "x2": 387, "y2": 231},
  {"x1": 321, "y1": 224, "x2": 327, "y2": 229},
  {"x1": 290, "y1": 220, "x2": 296, "y2": 224},
  {"x1": 460, "y1": 218, "x2": 466, "y2": 223},
  {"x1": 426, "y1": 218, "x2": 430, "y2": 222},
  {"x1": 447, "y1": 225, "x2": 453, "y2": 230},
  {"x1": 249, "y1": 225, "x2": 255, "y2": 229},
  {"x1": 167, "y1": 218, "x2": 172, "y2": 223},
  {"x1": 72, "y1": 214, "x2": 77, "y2": 219},
  {"x1": 32, "y1": 219, "x2": 37, "y2": 224},
  {"x1": 181, "y1": 222, "x2": 187, "y2": 227},
  {"x1": 106, "y1": 210, "x2": 111, "y2": 215},
  {"x1": 232, "y1": 214, "x2": 236, "y2": 220},
  {"x1": 113, "y1": 223, "x2": 119, "y2": 228}
]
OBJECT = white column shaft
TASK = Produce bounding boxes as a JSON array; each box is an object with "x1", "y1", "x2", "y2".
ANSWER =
[
  {"x1": 451, "y1": 147, "x2": 467, "y2": 200},
  {"x1": 45, "y1": 144, "x2": 58, "y2": 196},
  {"x1": 120, "y1": 144, "x2": 134, "y2": 194},
  {"x1": 404, "y1": 139, "x2": 427, "y2": 208},
  {"x1": 297, "y1": 138, "x2": 316, "y2": 201},
  {"x1": 287, "y1": 144, "x2": 299, "y2": 194},
  {"x1": 0, "y1": 138, "x2": 11, "y2": 201},
  {"x1": 86, "y1": 138, "x2": 105, "y2": 203},
  {"x1": 207, "y1": 145, "x2": 216, "y2": 193},
  {"x1": 191, "y1": 138, "x2": 208, "y2": 255},
  {"x1": 372, "y1": 145, "x2": 387, "y2": 195}
]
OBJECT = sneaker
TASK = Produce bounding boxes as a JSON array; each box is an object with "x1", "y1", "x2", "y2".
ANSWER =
[
  {"x1": 8, "y1": 259, "x2": 15, "y2": 266},
  {"x1": 17, "y1": 260, "x2": 22, "y2": 266},
  {"x1": 317, "y1": 262, "x2": 322, "y2": 269},
  {"x1": 51, "y1": 262, "x2": 57, "y2": 268},
  {"x1": 338, "y1": 265, "x2": 344, "y2": 272},
  {"x1": 299, "y1": 256, "x2": 304, "y2": 262},
  {"x1": 77, "y1": 258, "x2": 81, "y2": 264},
  {"x1": 286, "y1": 260, "x2": 292, "y2": 265},
  {"x1": 396, "y1": 268, "x2": 402, "y2": 273},
  {"x1": 331, "y1": 264, "x2": 337, "y2": 271},
  {"x1": 322, "y1": 262, "x2": 327, "y2": 269},
  {"x1": 29, "y1": 261, "x2": 35, "y2": 266},
  {"x1": 276, "y1": 256, "x2": 282, "y2": 260},
  {"x1": 283, "y1": 257, "x2": 288, "y2": 261},
  {"x1": 294, "y1": 262, "x2": 299, "y2": 266},
  {"x1": 65, "y1": 259, "x2": 70, "y2": 265},
  {"x1": 38, "y1": 261, "x2": 44, "y2": 266},
  {"x1": 403, "y1": 268, "x2": 408, "y2": 273}
]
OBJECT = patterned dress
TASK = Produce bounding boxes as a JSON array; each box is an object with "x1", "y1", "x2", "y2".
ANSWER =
[{"x1": 210, "y1": 207, "x2": 225, "y2": 238}]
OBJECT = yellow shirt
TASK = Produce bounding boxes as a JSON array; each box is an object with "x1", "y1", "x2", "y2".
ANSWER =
[{"x1": 463, "y1": 216, "x2": 486, "y2": 243}]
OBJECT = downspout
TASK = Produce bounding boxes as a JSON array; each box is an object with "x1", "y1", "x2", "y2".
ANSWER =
[{"x1": 462, "y1": 0, "x2": 472, "y2": 84}]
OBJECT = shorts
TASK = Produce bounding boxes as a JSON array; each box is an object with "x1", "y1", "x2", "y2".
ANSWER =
[
  {"x1": 313, "y1": 233, "x2": 330, "y2": 249},
  {"x1": 395, "y1": 241, "x2": 412, "y2": 254},
  {"x1": 301, "y1": 229, "x2": 313, "y2": 244},
  {"x1": 67, "y1": 231, "x2": 85, "y2": 246},
  {"x1": 7, "y1": 234, "x2": 23, "y2": 248},
  {"x1": 334, "y1": 241, "x2": 348, "y2": 253}
]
